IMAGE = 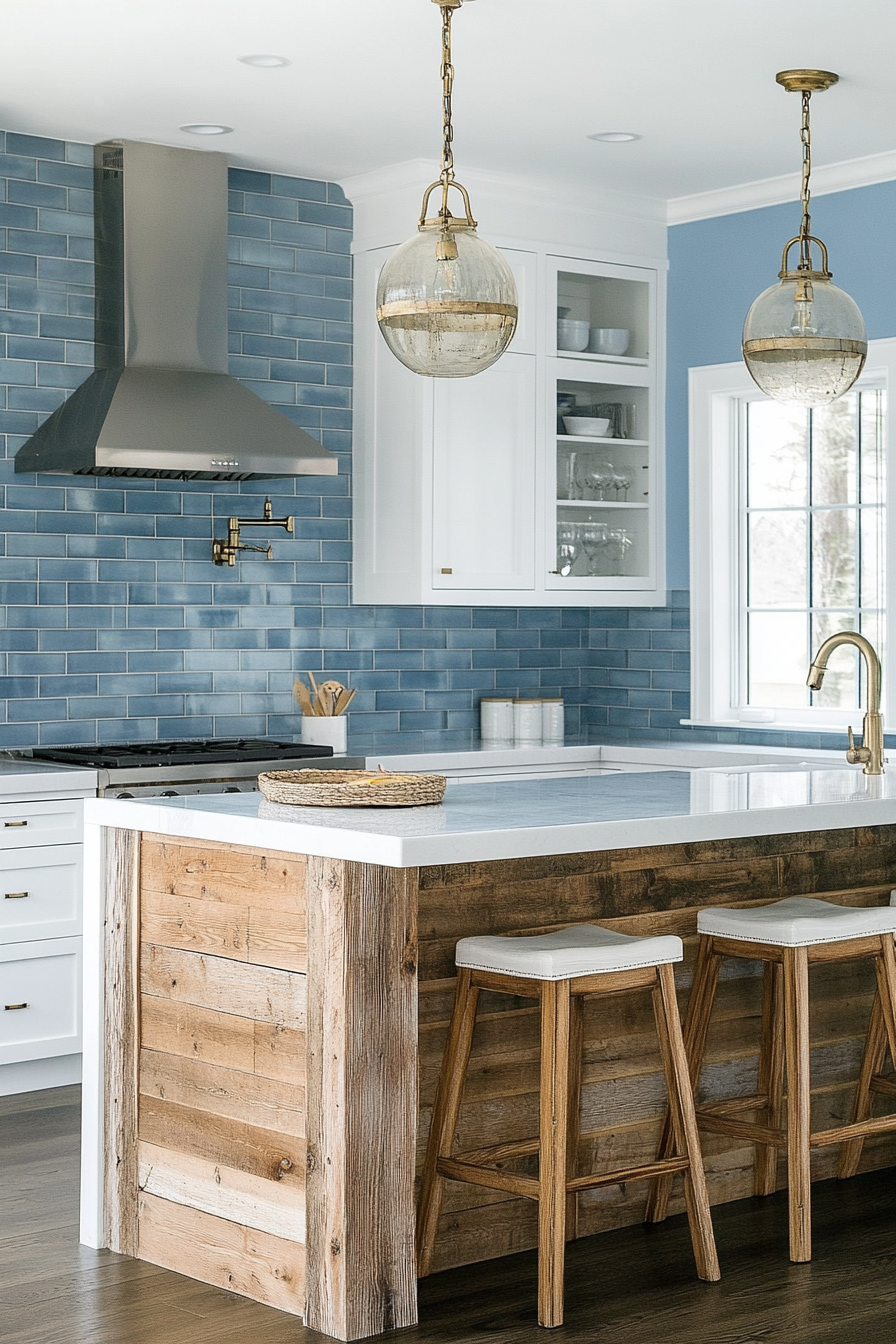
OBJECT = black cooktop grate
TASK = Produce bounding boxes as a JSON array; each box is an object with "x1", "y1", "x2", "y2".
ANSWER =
[{"x1": 28, "y1": 738, "x2": 334, "y2": 769}]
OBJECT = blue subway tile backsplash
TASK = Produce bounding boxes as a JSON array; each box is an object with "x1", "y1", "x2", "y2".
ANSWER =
[{"x1": 0, "y1": 129, "x2": 870, "y2": 758}]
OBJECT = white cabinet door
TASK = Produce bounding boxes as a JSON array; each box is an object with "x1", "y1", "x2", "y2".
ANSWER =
[
  {"x1": 0, "y1": 844, "x2": 82, "y2": 944},
  {"x1": 431, "y1": 352, "x2": 536, "y2": 590},
  {"x1": 0, "y1": 798, "x2": 82, "y2": 848},
  {"x1": 0, "y1": 936, "x2": 82, "y2": 1064}
]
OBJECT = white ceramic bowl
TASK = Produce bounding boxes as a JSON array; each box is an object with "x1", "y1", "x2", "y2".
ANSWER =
[
  {"x1": 557, "y1": 319, "x2": 590, "y2": 351},
  {"x1": 562, "y1": 416, "x2": 611, "y2": 438},
  {"x1": 589, "y1": 327, "x2": 631, "y2": 356}
]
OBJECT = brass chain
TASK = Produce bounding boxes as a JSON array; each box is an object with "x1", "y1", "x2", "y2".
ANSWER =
[
  {"x1": 439, "y1": 3, "x2": 455, "y2": 212},
  {"x1": 799, "y1": 89, "x2": 812, "y2": 267}
]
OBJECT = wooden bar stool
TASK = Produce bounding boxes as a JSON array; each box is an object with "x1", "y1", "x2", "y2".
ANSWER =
[
  {"x1": 416, "y1": 924, "x2": 720, "y2": 1328},
  {"x1": 646, "y1": 896, "x2": 896, "y2": 1264}
]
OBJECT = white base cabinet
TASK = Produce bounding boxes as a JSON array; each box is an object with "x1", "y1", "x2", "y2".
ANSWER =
[
  {"x1": 0, "y1": 790, "x2": 93, "y2": 1094},
  {"x1": 352, "y1": 236, "x2": 666, "y2": 607}
]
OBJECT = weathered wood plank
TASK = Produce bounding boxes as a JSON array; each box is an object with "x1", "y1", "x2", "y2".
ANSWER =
[
  {"x1": 139, "y1": 1048, "x2": 305, "y2": 1137},
  {"x1": 138, "y1": 1095, "x2": 305, "y2": 1188},
  {"x1": 304, "y1": 858, "x2": 419, "y2": 1341},
  {"x1": 140, "y1": 943, "x2": 306, "y2": 1028},
  {"x1": 103, "y1": 827, "x2": 140, "y2": 1258},
  {"x1": 141, "y1": 835, "x2": 306, "y2": 913},
  {"x1": 140, "y1": 994, "x2": 256, "y2": 1073},
  {"x1": 137, "y1": 1191, "x2": 305, "y2": 1316},
  {"x1": 141, "y1": 890, "x2": 249, "y2": 959},
  {"x1": 138, "y1": 1141, "x2": 305, "y2": 1241},
  {"x1": 254, "y1": 1022, "x2": 306, "y2": 1085}
]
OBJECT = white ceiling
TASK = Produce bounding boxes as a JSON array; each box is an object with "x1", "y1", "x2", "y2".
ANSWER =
[{"x1": 3, "y1": 0, "x2": 896, "y2": 207}]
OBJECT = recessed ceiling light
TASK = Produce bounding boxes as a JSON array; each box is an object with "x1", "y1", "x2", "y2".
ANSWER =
[
  {"x1": 588, "y1": 131, "x2": 641, "y2": 143},
  {"x1": 179, "y1": 123, "x2": 234, "y2": 136},
  {"x1": 238, "y1": 54, "x2": 291, "y2": 67}
]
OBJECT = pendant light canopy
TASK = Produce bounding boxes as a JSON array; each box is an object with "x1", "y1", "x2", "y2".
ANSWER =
[
  {"x1": 742, "y1": 70, "x2": 867, "y2": 407},
  {"x1": 376, "y1": 0, "x2": 518, "y2": 378}
]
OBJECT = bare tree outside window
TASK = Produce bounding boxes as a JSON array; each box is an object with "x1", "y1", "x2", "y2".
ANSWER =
[{"x1": 742, "y1": 389, "x2": 886, "y2": 712}]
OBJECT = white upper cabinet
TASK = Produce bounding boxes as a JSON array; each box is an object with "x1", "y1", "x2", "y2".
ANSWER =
[
  {"x1": 351, "y1": 218, "x2": 666, "y2": 606},
  {"x1": 432, "y1": 352, "x2": 536, "y2": 590}
]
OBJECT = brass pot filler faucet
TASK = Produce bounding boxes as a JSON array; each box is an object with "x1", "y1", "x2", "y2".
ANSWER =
[
  {"x1": 807, "y1": 631, "x2": 885, "y2": 775},
  {"x1": 212, "y1": 497, "x2": 294, "y2": 567}
]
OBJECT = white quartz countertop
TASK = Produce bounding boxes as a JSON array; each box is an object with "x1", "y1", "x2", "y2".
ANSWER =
[
  {"x1": 83, "y1": 763, "x2": 896, "y2": 868},
  {"x1": 0, "y1": 758, "x2": 97, "y2": 800}
]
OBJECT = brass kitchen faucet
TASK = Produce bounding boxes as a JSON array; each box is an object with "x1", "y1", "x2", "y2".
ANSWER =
[{"x1": 212, "y1": 497, "x2": 294, "y2": 566}]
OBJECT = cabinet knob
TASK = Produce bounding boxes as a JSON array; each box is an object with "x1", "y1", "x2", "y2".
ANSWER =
[
  {"x1": 440, "y1": 567, "x2": 453, "y2": 575},
  {"x1": 4, "y1": 1003, "x2": 28, "y2": 1011},
  {"x1": 4, "y1": 891, "x2": 28, "y2": 899}
]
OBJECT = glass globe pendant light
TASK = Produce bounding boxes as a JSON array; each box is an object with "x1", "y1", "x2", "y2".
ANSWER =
[
  {"x1": 376, "y1": 0, "x2": 518, "y2": 378},
  {"x1": 743, "y1": 70, "x2": 867, "y2": 407}
]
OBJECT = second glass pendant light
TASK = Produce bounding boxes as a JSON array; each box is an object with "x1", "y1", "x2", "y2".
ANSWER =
[
  {"x1": 743, "y1": 70, "x2": 867, "y2": 407},
  {"x1": 376, "y1": 0, "x2": 518, "y2": 378}
]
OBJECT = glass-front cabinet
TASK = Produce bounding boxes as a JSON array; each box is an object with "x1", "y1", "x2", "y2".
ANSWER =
[
  {"x1": 352, "y1": 240, "x2": 664, "y2": 606},
  {"x1": 546, "y1": 257, "x2": 659, "y2": 595}
]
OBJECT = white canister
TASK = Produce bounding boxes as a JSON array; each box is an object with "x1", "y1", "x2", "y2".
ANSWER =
[
  {"x1": 480, "y1": 697, "x2": 514, "y2": 741},
  {"x1": 513, "y1": 699, "x2": 543, "y2": 744},
  {"x1": 542, "y1": 698, "x2": 565, "y2": 743},
  {"x1": 300, "y1": 715, "x2": 348, "y2": 754}
]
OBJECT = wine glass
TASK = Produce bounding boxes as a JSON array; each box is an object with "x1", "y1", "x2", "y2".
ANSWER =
[
  {"x1": 556, "y1": 522, "x2": 579, "y2": 577},
  {"x1": 583, "y1": 460, "x2": 615, "y2": 501},
  {"x1": 579, "y1": 523, "x2": 608, "y2": 575},
  {"x1": 614, "y1": 467, "x2": 633, "y2": 501},
  {"x1": 606, "y1": 528, "x2": 632, "y2": 575}
]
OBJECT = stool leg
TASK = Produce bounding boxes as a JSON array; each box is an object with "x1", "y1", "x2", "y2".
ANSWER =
[
  {"x1": 416, "y1": 968, "x2": 480, "y2": 1278},
  {"x1": 755, "y1": 962, "x2": 785, "y2": 1197},
  {"x1": 646, "y1": 936, "x2": 721, "y2": 1224},
  {"x1": 538, "y1": 979, "x2": 571, "y2": 1328},
  {"x1": 837, "y1": 990, "x2": 887, "y2": 1180},
  {"x1": 565, "y1": 994, "x2": 585, "y2": 1243},
  {"x1": 653, "y1": 962, "x2": 720, "y2": 1282},
  {"x1": 783, "y1": 946, "x2": 811, "y2": 1263}
]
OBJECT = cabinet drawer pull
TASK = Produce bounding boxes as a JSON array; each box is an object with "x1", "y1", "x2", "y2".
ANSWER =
[
  {"x1": 4, "y1": 891, "x2": 28, "y2": 899},
  {"x1": 440, "y1": 567, "x2": 453, "y2": 575},
  {"x1": 4, "y1": 1003, "x2": 28, "y2": 1011},
  {"x1": 4, "y1": 820, "x2": 27, "y2": 828}
]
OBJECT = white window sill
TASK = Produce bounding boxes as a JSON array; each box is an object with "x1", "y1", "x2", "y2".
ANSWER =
[{"x1": 680, "y1": 718, "x2": 855, "y2": 735}]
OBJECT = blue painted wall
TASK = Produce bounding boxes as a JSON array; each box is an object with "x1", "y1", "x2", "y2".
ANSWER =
[{"x1": 666, "y1": 179, "x2": 896, "y2": 588}]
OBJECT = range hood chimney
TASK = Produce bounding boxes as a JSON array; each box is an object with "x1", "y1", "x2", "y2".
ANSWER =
[{"x1": 15, "y1": 140, "x2": 338, "y2": 481}]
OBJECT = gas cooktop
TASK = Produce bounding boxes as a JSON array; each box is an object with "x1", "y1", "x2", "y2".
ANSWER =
[{"x1": 27, "y1": 738, "x2": 334, "y2": 770}]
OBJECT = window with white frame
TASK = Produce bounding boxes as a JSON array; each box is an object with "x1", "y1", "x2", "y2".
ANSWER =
[{"x1": 689, "y1": 340, "x2": 896, "y2": 731}]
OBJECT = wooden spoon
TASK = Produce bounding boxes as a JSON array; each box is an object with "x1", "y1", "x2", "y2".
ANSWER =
[
  {"x1": 293, "y1": 678, "x2": 315, "y2": 717},
  {"x1": 334, "y1": 688, "x2": 356, "y2": 715}
]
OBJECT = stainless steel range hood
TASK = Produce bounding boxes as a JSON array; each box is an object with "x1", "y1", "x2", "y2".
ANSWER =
[{"x1": 15, "y1": 140, "x2": 338, "y2": 481}]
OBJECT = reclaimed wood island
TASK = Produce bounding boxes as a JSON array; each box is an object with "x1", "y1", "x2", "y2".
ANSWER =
[{"x1": 79, "y1": 761, "x2": 896, "y2": 1341}]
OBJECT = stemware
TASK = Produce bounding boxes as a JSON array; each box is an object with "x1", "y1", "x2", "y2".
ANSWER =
[
  {"x1": 579, "y1": 522, "x2": 608, "y2": 575},
  {"x1": 614, "y1": 467, "x2": 633, "y2": 500},
  {"x1": 606, "y1": 528, "x2": 632, "y2": 575},
  {"x1": 556, "y1": 521, "x2": 579, "y2": 577},
  {"x1": 578, "y1": 459, "x2": 615, "y2": 500}
]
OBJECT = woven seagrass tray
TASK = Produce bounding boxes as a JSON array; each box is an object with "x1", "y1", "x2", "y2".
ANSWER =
[{"x1": 257, "y1": 768, "x2": 447, "y2": 808}]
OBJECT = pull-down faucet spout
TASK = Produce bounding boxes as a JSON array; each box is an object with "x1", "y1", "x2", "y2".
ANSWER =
[{"x1": 807, "y1": 631, "x2": 885, "y2": 775}]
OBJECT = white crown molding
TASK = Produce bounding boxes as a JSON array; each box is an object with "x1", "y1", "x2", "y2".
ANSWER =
[
  {"x1": 339, "y1": 158, "x2": 668, "y2": 259},
  {"x1": 668, "y1": 148, "x2": 896, "y2": 225}
]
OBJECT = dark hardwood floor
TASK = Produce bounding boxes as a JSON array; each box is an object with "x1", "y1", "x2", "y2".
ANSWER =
[{"x1": 3, "y1": 1085, "x2": 896, "y2": 1344}]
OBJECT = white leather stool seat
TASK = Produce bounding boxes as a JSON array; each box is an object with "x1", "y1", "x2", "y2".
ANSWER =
[
  {"x1": 698, "y1": 896, "x2": 896, "y2": 948},
  {"x1": 455, "y1": 923, "x2": 683, "y2": 981}
]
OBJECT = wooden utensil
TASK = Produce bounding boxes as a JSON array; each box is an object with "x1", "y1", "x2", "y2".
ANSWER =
[
  {"x1": 319, "y1": 680, "x2": 346, "y2": 717},
  {"x1": 293, "y1": 678, "x2": 315, "y2": 717},
  {"x1": 307, "y1": 670, "x2": 324, "y2": 714},
  {"x1": 334, "y1": 688, "x2": 356, "y2": 715}
]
